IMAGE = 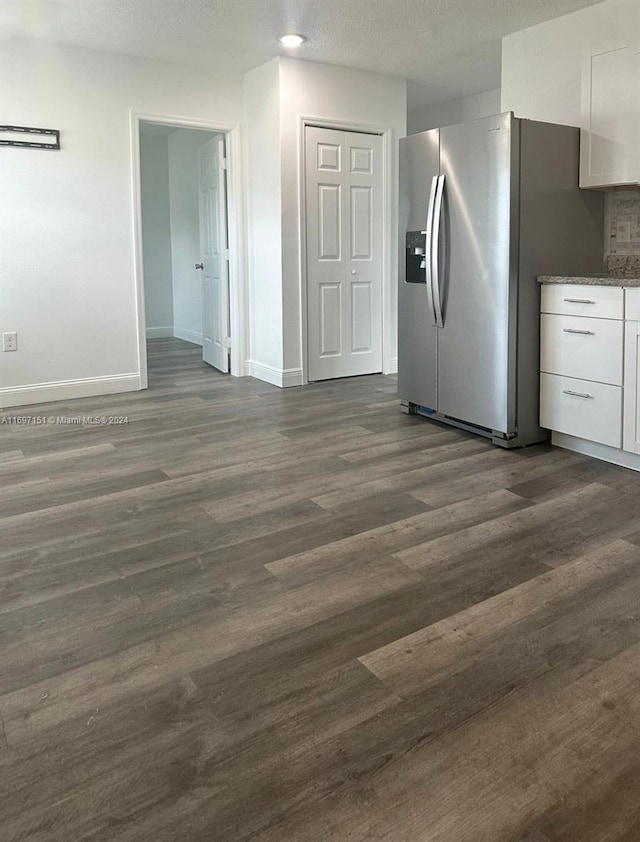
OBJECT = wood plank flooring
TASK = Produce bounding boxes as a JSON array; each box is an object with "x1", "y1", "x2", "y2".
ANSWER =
[{"x1": 1, "y1": 337, "x2": 640, "y2": 841}]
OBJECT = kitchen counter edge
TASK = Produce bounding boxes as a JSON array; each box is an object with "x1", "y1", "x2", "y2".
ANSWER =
[{"x1": 538, "y1": 276, "x2": 640, "y2": 287}]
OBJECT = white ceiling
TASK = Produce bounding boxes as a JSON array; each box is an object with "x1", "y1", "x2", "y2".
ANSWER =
[{"x1": 2, "y1": 0, "x2": 603, "y2": 108}]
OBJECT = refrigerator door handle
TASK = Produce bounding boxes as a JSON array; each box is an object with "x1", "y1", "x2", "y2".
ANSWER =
[
  {"x1": 425, "y1": 175, "x2": 438, "y2": 326},
  {"x1": 431, "y1": 174, "x2": 445, "y2": 328}
]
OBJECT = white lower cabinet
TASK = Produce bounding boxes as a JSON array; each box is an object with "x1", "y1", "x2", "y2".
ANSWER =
[
  {"x1": 540, "y1": 373, "x2": 622, "y2": 448},
  {"x1": 623, "y1": 290, "x2": 640, "y2": 454},
  {"x1": 540, "y1": 314, "x2": 623, "y2": 385},
  {"x1": 539, "y1": 282, "x2": 640, "y2": 468},
  {"x1": 540, "y1": 283, "x2": 624, "y2": 319}
]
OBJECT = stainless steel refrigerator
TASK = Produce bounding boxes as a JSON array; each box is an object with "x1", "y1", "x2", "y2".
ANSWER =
[{"x1": 398, "y1": 112, "x2": 604, "y2": 447}]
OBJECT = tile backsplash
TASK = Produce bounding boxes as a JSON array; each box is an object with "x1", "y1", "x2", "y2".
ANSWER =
[
  {"x1": 609, "y1": 188, "x2": 640, "y2": 256},
  {"x1": 606, "y1": 188, "x2": 640, "y2": 277},
  {"x1": 607, "y1": 253, "x2": 640, "y2": 278}
]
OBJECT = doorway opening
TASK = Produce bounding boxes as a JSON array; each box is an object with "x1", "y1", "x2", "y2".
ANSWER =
[{"x1": 133, "y1": 116, "x2": 242, "y2": 389}]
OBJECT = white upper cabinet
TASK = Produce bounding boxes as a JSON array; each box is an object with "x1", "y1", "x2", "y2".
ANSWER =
[{"x1": 580, "y1": 41, "x2": 639, "y2": 188}]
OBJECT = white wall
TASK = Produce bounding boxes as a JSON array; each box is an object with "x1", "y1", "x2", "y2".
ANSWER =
[
  {"x1": 244, "y1": 59, "x2": 284, "y2": 375},
  {"x1": 408, "y1": 88, "x2": 501, "y2": 134},
  {"x1": 243, "y1": 57, "x2": 406, "y2": 383},
  {"x1": 1, "y1": 42, "x2": 406, "y2": 403},
  {"x1": 168, "y1": 128, "x2": 217, "y2": 345},
  {"x1": 278, "y1": 57, "x2": 407, "y2": 378},
  {"x1": 501, "y1": 0, "x2": 639, "y2": 125},
  {"x1": 0, "y1": 41, "x2": 243, "y2": 408},
  {"x1": 140, "y1": 134, "x2": 174, "y2": 337}
]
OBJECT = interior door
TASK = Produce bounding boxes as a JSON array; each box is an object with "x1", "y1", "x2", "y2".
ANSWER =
[
  {"x1": 436, "y1": 113, "x2": 517, "y2": 433},
  {"x1": 198, "y1": 136, "x2": 229, "y2": 372},
  {"x1": 305, "y1": 126, "x2": 383, "y2": 381},
  {"x1": 398, "y1": 129, "x2": 440, "y2": 410}
]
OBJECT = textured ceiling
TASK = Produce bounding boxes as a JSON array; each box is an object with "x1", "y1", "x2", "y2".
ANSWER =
[{"x1": 1, "y1": 0, "x2": 603, "y2": 107}]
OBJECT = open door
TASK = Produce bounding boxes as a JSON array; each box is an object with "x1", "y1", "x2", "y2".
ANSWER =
[{"x1": 198, "y1": 136, "x2": 230, "y2": 372}]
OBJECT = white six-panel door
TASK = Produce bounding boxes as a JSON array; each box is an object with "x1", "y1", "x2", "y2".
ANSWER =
[
  {"x1": 305, "y1": 126, "x2": 383, "y2": 381},
  {"x1": 198, "y1": 136, "x2": 229, "y2": 372}
]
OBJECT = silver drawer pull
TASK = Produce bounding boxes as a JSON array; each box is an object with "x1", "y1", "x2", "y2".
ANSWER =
[
  {"x1": 563, "y1": 297, "x2": 595, "y2": 304},
  {"x1": 563, "y1": 389, "x2": 593, "y2": 399},
  {"x1": 563, "y1": 328, "x2": 594, "y2": 335}
]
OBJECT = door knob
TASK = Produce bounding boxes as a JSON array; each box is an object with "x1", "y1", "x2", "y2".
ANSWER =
[
  {"x1": 351, "y1": 269, "x2": 357, "y2": 275},
  {"x1": 195, "y1": 263, "x2": 204, "y2": 270}
]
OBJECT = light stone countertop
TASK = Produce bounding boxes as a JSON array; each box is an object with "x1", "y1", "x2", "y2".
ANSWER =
[{"x1": 538, "y1": 275, "x2": 640, "y2": 287}]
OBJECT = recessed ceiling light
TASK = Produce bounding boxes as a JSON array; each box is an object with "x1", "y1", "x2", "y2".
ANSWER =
[{"x1": 278, "y1": 34, "x2": 307, "y2": 48}]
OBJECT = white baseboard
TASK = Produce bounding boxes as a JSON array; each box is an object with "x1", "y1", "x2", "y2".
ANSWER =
[
  {"x1": 282, "y1": 367, "x2": 304, "y2": 388},
  {"x1": 552, "y1": 431, "x2": 640, "y2": 472},
  {"x1": 247, "y1": 360, "x2": 303, "y2": 388},
  {"x1": 173, "y1": 327, "x2": 203, "y2": 346},
  {"x1": 0, "y1": 373, "x2": 142, "y2": 409},
  {"x1": 385, "y1": 356, "x2": 398, "y2": 375},
  {"x1": 146, "y1": 326, "x2": 174, "y2": 339}
]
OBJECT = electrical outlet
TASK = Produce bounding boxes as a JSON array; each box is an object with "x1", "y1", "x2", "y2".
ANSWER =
[
  {"x1": 2, "y1": 332, "x2": 17, "y2": 352},
  {"x1": 616, "y1": 220, "x2": 632, "y2": 244}
]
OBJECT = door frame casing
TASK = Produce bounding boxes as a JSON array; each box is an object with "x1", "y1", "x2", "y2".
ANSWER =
[
  {"x1": 130, "y1": 111, "x2": 248, "y2": 386},
  {"x1": 298, "y1": 116, "x2": 395, "y2": 384}
]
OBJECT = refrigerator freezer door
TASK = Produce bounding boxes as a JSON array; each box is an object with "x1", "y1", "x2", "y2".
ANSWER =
[
  {"x1": 436, "y1": 113, "x2": 518, "y2": 434},
  {"x1": 398, "y1": 129, "x2": 440, "y2": 410}
]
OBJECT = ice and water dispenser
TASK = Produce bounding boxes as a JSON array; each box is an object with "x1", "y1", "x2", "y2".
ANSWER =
[{"x1": 405, "y1": 231, "x2": 427, "y2": 284}]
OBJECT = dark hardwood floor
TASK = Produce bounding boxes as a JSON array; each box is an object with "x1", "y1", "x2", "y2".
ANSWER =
[{"x1": 2, "y1": 337, "x2": 640, "y2": 841}]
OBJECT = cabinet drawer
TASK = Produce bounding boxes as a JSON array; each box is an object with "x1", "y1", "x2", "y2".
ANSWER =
[
  {"x1": 540, "y1": 314, "x2": 623, "y2": 385},
  {"x1": 541, "y1": 284, "x2": 623, "y2": 319},
  {"x1": 540, "y1": 373, "x2": 622, "y2": 448}
]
